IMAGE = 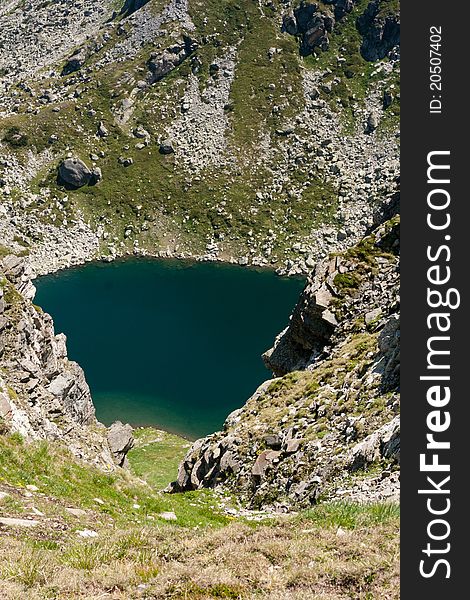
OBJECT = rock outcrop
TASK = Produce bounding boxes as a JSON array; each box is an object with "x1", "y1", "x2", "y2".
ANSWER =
[
  {"x1": 357, "y1": 0, "x2": 400, "y2": 61},
  {"x1": 0, "y1": 255, "x2": 131, "y2": 469},
  {"x1": 169, "y1": 206, "x2": 400, "y2": 509},
  {"x1": 121, "y1": 0, "x2": 151, "y2": 16},
  {"x1": 287, "y1": 2, "x2": 335, "y2": 55}
]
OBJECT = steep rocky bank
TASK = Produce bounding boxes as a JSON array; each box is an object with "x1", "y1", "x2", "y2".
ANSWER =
[
  {"x1": 0, "y1": 253, "x2": 133, "y2": 468},
  {"x1": 169, "y1": 202, "x2": 400, "y2": 509}
]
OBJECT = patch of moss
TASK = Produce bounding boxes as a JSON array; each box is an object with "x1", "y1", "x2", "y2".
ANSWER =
[{"x1": 333, "y1": 271, "x2": 362, "y2": 293}]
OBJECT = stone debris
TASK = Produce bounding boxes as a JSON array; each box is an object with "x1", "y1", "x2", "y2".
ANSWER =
[
  {"x1": 77, "y1": 529, "x2": 99, "y2": 538},
  {"x1": 0, "y1": 517, "x2": 39, "y2": 528},
  {"x1": 158, "y1": 511, "x2": 177, "y2": 521}
]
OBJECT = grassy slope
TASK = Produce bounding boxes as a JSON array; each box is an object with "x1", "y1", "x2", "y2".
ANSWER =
[
  {"x1": 1, "y1": 0, "x2": 340, "y2": 263},
  {"x1": 0, "y1": 430, "x2": 399, "y2": 599}
]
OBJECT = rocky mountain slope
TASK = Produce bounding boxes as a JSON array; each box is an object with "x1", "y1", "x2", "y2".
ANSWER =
[
  {"x1": 0, "y1": 251, "x2": 133, "y2": 468},
  {"x1": 0, "y1": 0, "x2": 400, "y2": 509},
  {"x1": 0, "y1": 0, "x2": 399, "y2": 276},
  {"x1": 170, "y1": 204, "x2": 400, "y2": 508},
  {"x1": 0, "y1": 3, "x2": 400, "y2": 595}
]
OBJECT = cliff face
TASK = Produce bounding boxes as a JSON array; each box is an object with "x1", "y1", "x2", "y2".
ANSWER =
[
  {"x1": 0, "y1": 254, "x2": 117, "y2": 468},
  {"x1": 170, "y1": 203, "x2": 400, "y2": 509}
]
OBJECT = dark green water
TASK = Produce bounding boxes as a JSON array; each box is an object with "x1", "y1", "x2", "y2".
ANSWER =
[{"x1": 35, "y1": 259, "x2": 304, "y2": 440}]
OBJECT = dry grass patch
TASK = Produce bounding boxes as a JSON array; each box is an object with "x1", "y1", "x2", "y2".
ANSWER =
[
  {"x1": 0, "y1": 515, "x2": 399, "y2": 599},
  {"x1": 0, "y1": 434, "x2": 398, "y2": 599}
]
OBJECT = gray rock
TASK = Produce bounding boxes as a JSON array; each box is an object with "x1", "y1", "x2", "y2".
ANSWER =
[
  {"x1": 365, "y1": 308, "x2": 381, "y2": 325},
  {"x1": 107, "y1": 421, "x2": 135, "y2": 468},
  {"x1": 159, "y1": 139, "x2": 174, "y2": 155},
  {"x1": 252, "y1": 450, "x2": 281, "y2": 479},
  {"x1": 97, "y1": 121, "x2": 109, "y2": 138},
  {"x1": 365, "y1": 112, "x2": 379, "y2": 134},
  {"x1": 90, "y1": 167, "x2": 102, "y2": 184},
  {"x1": 158, "y1": 511, "x2": 177, "y2": 521},
  {"x1": 383, "y1": 90, "x2": 394, "y2": 110},
  {"x1": 349, "y1": 417, "x2": 400, "y2": 471},
  {"x1": 134, "y1": 125, "x2": 149, "y2": 139},
  {"x1": 0, "y1": 517, "x2": 39, "y2": 528},
  {"x1": 58, "y1": 158, "x2": 92, "y2": 188},
  {"x1": 264, "y1": 434, "x2": 282, "y2": 450},
  {"x1": 357, "y1": 0, "x2": 400, "y2": 61},
  {"x1": 285, "y1": 438, "x2": 302, "y2": 454}
]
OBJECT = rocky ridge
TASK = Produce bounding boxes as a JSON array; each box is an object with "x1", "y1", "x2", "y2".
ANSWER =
[{"x1": 169, "y1": 207, "x2": 400, "y2": 509}]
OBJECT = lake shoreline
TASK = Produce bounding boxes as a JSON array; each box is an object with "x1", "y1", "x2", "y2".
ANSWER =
[
  {"x1": 31, "y1": 251, "x2": 304, "y2": 284},
  {"x1": 35, "y1": 259, "x2": 304, "y2": 440}
]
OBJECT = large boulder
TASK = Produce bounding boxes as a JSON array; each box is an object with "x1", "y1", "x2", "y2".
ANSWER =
[
  {"x1": 107, "y1": 421, "x2": 135, "y2": 468},
  {"x1": 58, "y1": 158, "x2": 92, "y2": 188},
  {"x1": 62, "y1": 48, "x2": 87, "y2": 76}
]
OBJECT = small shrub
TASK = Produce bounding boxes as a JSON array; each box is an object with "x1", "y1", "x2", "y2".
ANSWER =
[
  {"x1": 3, "y1": 126, "x2": 29, "y2": 148},
  {"x1": 64, "y1": 542, "x2": 112, "y2": 571},
  {"x1": 6, "y1": 550, "x2": 47, "y2": 587}
]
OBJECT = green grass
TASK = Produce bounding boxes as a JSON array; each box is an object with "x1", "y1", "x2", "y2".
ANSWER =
[
  {"x1": 302, "y1": 501, "x2": 399, "y2": 530},
  {"x1": 127, "y1": 427, "x2": 191, "y2": 489},
  {"x1": 333, "y1": 271, "x2": 362, "y2": 293},
  {"x1": 0, "y1": 433, "x2": 229, "y2": 529},
  {"x1": 2, "y1": 125, "x2": 29, "y2": 148},
  {"x1": 0, "y1": 429, "x2": 399, "y2": 598}
]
